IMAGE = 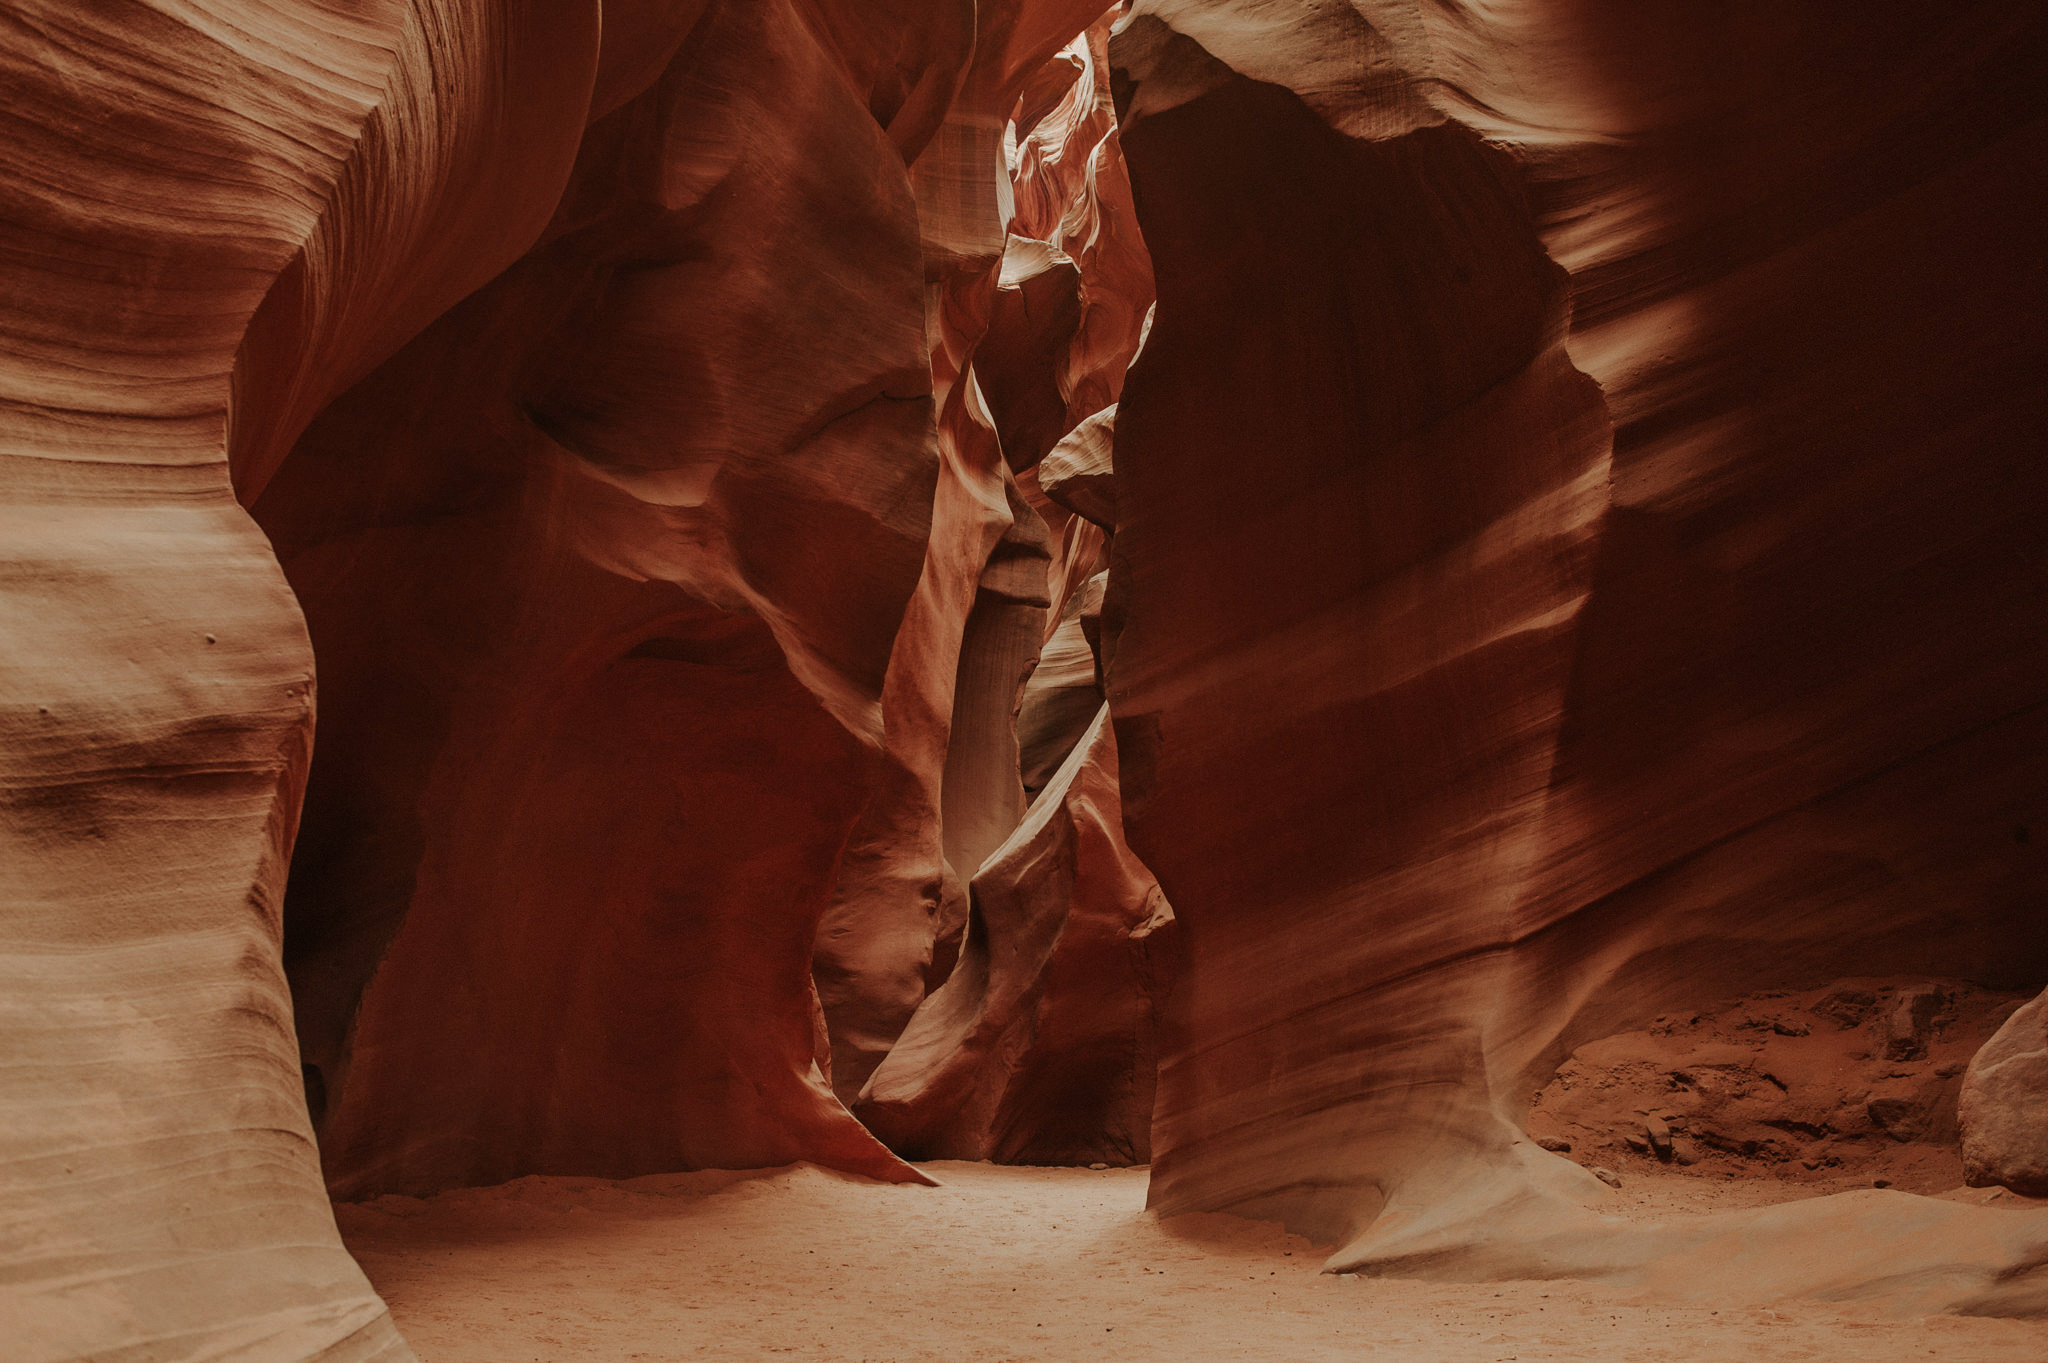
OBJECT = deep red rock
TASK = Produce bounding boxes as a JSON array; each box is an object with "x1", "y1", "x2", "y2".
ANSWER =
[
  {"x1": 1107, "y1": 0, "x2": 2048, "y2": 1302},
  {"x1": 12, "y1": 0, "x2": 2048, "y2": 1351},
  {"x1": 262, "y1": 0, "x2": 939, "y2": 1197},
  {"x1": 858, "y1": 707, "x2": 1175, "y2": 1164}
]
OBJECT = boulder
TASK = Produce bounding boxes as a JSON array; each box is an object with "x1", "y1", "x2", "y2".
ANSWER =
[{"x1": 1961, "y1": 990, "x2": 2048, "y2": 1196}]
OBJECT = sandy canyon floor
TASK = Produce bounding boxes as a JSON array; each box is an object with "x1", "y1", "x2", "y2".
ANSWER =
[{"x1": 335, "y1": 1162, "x2": 2048, "y2": 1362}]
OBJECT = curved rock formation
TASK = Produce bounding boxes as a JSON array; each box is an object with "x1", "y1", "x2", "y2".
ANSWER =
[
  {"x1": 1105, "y1": 0, "x2": 2048, "y2": 1304},
  {"x1": 263, "y1": 0, "x2": 939, "y2": 1197},
  {"x1": 12, "y1": 0, "x2": 2048, "y2": 1352},
  {"x1": 0, "y1": 0, "x2": 628, "y2": 1353},
  {"x1": 828, "y1": 8, "x2": 1172, "y2": 1152},
  {"x1": 1007, "y1": 21, "x2": 1154, "y2": 449},
  {"x1": 859, "y1": 707, "x2": 1175, "y2": 1164},
  {"x1": 812, "y1": 0, "x2": 1134, "y2": 1102},
  {"x1": 1038, "y1": 404, "x2": 1118, "y2": 529},
  {"x1": 0, "y1": 0, "x2": 938, "y2": 1353}
]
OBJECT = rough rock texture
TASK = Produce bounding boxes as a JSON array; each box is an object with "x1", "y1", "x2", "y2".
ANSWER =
[
  {"x1": 1106, "y1": 0, "x2": 2048, "y2": 1306},
  {"x1": 1528, "y1": 980, "x2": 2028, "y2": 1189},
  {"x1": 1962, "y1": 987, "x2": 2048, "y2": 1197},
  {"x1": 859, "y1": 707, "x2": 1176, "y2": 1165}
]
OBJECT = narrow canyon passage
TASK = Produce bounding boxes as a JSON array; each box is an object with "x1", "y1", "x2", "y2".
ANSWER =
[
  {"x1": 5, "y1": 1, "x2": 2048, "y2": 1360},
  {"x1": 341, "y1": 1163, "x2": 2047, "y2": 1363}
]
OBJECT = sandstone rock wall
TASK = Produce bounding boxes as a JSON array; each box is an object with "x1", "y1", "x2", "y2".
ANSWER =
[
  {"x1": 1105, "y1": 0, "x2": 2048, "y2": 1292},
  {"x1": 264, "y1": 0, "x2": 943, "y2": 1198},
  {"x1": 0, "y1": 0, "x2": 632, "y2": 1354},
  {"x1": 2, "y1": 0, "x2": 1125, "y2": 1355},
  {"x1": 813, "y1": 4, "x2": 1160, "y2": 1114},
  {"x1": 12, "y1": 0, "x2": 2048, "y2": 1353},
  {"x1": 859, "y1": 706, "x2": 1175, "y2": 1164},
  {"x1": 826, "y1": 10, "x2": 1175, "y2": 1161}
]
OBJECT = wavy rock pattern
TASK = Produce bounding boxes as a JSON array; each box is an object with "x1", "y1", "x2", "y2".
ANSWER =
[
  {"x1": 832, "y1": 7, "x2": 1175, "y2": 1158},
  {"x1": 0, "y1": 0, "x2": 626, "y2": 1355},
  {"x1": 1106, "y1": 0, "x2": 2048, "y2": 1306},
  {"x1": 812, "y1": 0, "x2": 1134, "y2": 1104},
  {"x1": 265, "y1": 0, "x2": 947, "y2": 1199},
  {"x1": 0, "y1": 0, "x2": 946, "y2": 1354},
  {"x1": 12, "y1": 0, "x2": 2048, "y2": 1353},
  {"x1": 860, "y1": 707, "x2": 1175, "y2": 1163}
]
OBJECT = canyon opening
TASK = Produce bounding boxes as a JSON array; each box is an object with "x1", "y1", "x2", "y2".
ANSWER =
[{"x1": 3, "y1": 2, "x2": 2047, "y2": 1361}]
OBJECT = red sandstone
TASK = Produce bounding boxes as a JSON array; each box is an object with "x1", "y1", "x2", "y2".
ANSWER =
[{"x1": 1, "y1": 2, "x2": 2045, "y2": 1359}]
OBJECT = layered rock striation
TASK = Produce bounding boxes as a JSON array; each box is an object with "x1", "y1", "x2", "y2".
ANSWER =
[
  {"x1": 1, "y1": 1, "x2": 1137, "y2": 1356},
  {"x1": 264, "y1": 0, "x2": 945, "y2": 1198},
  {"x1": 0, "y1": 0, "x2": 651, "y2": 1354},
  {"x1": 8, "y1": 0, "x2": 2048, "y2": 1355},
  {"x1": 815, "y1": 5, "x2": 1161, "y2": 1121},
  {"x1": 1105, "y1": 0, "x2": 2048, "y2": 1305}
]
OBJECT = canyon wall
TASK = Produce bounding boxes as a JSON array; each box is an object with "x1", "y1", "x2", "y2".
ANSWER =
[
  {"x1": 265, "y1": 0, "x2": 942, "y2": 1200},
  {"x1": 9, "y1": 0, "x2": 2048, "y2": 1355},
  {"x1": 1105, "y1": 0, "x2": 2048, "y2": 1285},
  {"x1": 838, "y1": 13, "x2": 1172, "y2": 1164},
  {"x1": 860, "y1": 705, "x2": 1176, "y2": 1166},
  {"x1": 1, "y1": 1, "x2": 1142, "y2": 1357},
  {"x1": 816, "y1": 8, "x2": 1163, "y2": 1126},
  {"x1": 0, "y1": 0, "x2": 638, "y2": 1354}
]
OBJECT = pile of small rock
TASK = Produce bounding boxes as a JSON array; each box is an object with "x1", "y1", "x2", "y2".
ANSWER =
[{"x1": 1524, "y1": 978, "x2": 2030, "y2": 1191}]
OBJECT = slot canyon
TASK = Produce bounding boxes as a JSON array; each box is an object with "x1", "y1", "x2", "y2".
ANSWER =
[{"x1": 3, "y1": 1, "x2": 2047, "y2": 1359}]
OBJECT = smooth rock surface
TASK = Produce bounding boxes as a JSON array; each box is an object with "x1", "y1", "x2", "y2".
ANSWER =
[
  {"x1": 858, "y1": 707, "x2": 1175, "y2": 1164},
  {"x1": 817, "y1": 2, "x2": 1148, "y2": 1107},
  {"x1": 263, "y1": 0, "x2": 938, "y2": 1198},
  {"x1": 12, "y1": 0, "x2": 2048, "y2": 1353},
  {"x1": 0, "y1": 0, "x2": 646, "y2": 1354},
  {"x1": 1106, "y1": 0, "x2": 2048, "y2": 1297},
  {"x1": 1038, "y1": 404, "x2": 1119, "y2": 529}
]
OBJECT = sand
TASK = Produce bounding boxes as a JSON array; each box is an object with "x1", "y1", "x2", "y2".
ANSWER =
[{"x1": 336, "y1": 1162, "x2": 2048, "y2": 1362}]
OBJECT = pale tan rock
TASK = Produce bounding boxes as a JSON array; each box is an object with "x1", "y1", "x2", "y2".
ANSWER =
[
  {"x1": 1038, "y1": 404, "x2": 1118, "y2": 527},
  {"x1": 1962, "y1": 989, "x2": 2048, "y2": 1197}
]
